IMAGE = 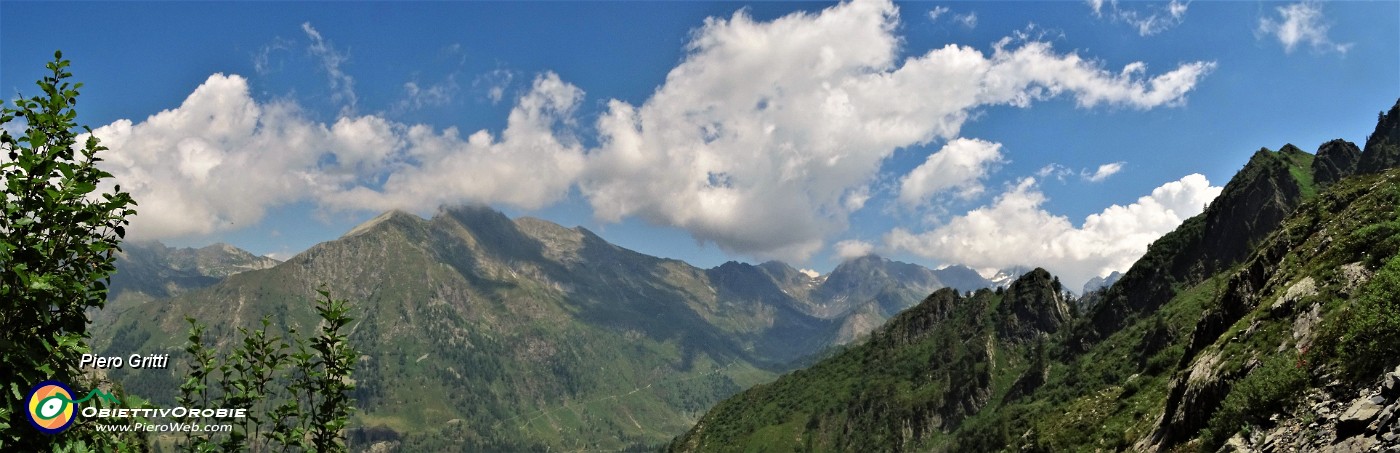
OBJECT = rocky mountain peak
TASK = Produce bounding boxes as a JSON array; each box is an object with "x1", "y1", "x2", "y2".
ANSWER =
[
  {"x1": 933, "y1": 264, "x2": 993, "y2": 292},
  {"x1": 1082, "y1": 270, "x2": 1122, "y2": 295},
  {"x1": 1084, "y1": 143, "x2": 1311, "y2": 344},
  {"x1": 1312, "y1": 138, "x2": 1362, "y2": 186},
  {"x1": 340, "y1": 209, "x2": 422, "y2": 238},
  {"x1": 996, "y1": 268, "x2": 1071, "y2": 342}
]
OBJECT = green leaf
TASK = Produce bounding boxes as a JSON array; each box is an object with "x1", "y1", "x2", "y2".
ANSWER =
[{"x1": 27, "y1": 275, "x2": 55, "y2": 291}]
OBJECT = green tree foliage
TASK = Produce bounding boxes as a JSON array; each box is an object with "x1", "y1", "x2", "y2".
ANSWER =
[
  {"x1": 0, "y1": 51, "x2": 138, "y2": 451},
  {"x1": 179, "y1": 288, "x2": 359, "y2": 452}
]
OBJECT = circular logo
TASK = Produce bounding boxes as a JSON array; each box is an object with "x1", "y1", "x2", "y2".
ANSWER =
[{"x1": 25, "y1": 380, "x2": 77, "y2": 434}]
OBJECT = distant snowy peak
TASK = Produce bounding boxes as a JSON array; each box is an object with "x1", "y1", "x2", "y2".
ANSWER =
[
  {"x1": 1082, "y1": 271, "x2": 1124, "y2": 295},
  {"x1": 988, "y1": 266, "x2": 1032, "y2": 289}
]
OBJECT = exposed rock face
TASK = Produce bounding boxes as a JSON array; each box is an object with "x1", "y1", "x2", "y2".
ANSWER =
[
  {"x1": 996, "y1": 268, "x2": 1071, "y2": 343},
  {"x1": 1358, "y1": 99, "x2": 1400, "y2": 174},
  {"x1": 1201, "y1": 146, "x2": 1308, "y2": 269},
  {"x1": 1337, "y1": 396, "x2": 1383, "y2": 437},
  {"x1": 881, "y1": 288, "x2": 960, "y2": 347},
  {"x1": 1238, "y1": 365, "x2": 1400, "y2": 452},
  {"x1": 1312, "y1": 139, "x2": 1362, "y2": 186}
]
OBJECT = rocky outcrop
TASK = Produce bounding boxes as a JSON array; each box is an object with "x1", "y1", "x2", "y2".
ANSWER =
[
  {"x1": 1358, "y1": 99, "x2": 1400, "y2": 174},
  {"x1": 876, "y1": 288, "x2": 960, "y2": 348},
  {"x1": 1312, "y1": 139, "x2": 1362, "y2": 187},
  {"x1": 1200, "y1": 146, "x2": 1308, "y2": 269},
  {"x1": 996, "y1": 268, "x2": 1071, "y2": 343},
  {"x1": 1233, "y1": 365, "x2": 1400, "y2": 452}
]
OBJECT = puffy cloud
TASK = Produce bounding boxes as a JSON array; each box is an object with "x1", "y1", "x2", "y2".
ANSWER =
[
  {"x1": 834, "y1": 240, "x2": 876, "y2": 260},
  {"x1": 1258, "y1": 2, "x2": 1352, "y2": 55},
  {"x1": 898, "y1": 138, "x2": 1004, "y2": 205},
  {"x1": 1084, "y1": 162, "x2": 1124, "y2": 182},
  {"x1": 89, "y1": 0, "x2": 1213, "y2": 262},
  {"x1": 91, "y1": 74, "x2": 335, "y2": 239},
  {"x1": 885, "y1": 173, "x2": 1222, "y2": 289},
  {"x1": 90, "y1": 72, "x2": 583, "y2": 239},
  {"x1": 978, "y1": 40, "x2": 1215, "y2": 109},
  {"x1": 324, "y1": 73, "x2": 585, "y2": 212},
  {"x1": 580, "y1": 0, "x2": 1213, "y2": 261}
]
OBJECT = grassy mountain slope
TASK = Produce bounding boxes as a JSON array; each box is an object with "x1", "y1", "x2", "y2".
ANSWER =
[
  {"x1": 672, "y1": 99, "x2": 1400, "y2": 452},
  {"x1": 671, "y1": 270, "x2": 1070, "y2": 452},
  {"x1": 91, "y1": 206, "x2": 972, "y2": 451}
]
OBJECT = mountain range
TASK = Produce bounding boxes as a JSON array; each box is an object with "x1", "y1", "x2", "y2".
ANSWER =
[
  {"x1": 93, "y1": 206, "x2": 989, "y2": 451},
  {"x1": 93, "y1": 96, "x2": 1400, "y2": 453}
]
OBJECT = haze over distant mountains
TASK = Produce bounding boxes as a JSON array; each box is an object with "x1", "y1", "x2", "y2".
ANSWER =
[{"x1": 109, "y1": 241, "x2": 280, "y2": 300}]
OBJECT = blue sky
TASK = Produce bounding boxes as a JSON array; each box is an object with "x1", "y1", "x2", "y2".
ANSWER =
[{"x1": 2, "y1": 1, "x2": 1396, "y2": 288}]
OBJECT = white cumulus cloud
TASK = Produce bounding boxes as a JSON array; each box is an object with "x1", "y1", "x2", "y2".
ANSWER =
[
  {"x1": 87, "y1": 0, "x2": 1213, "y2": 263},
  {"x1": 325, "y1": 73, "x2": 585, "y2": 212},
  {"x1": 580, "y1": 0, "x2": 1213, "y2": 261},
  {"x1": 885, "y1": 173, "x2": 1222, "y2": 289},
  {"x1": 898, "y1": 138, "x2": 1004, "y2": 205},
  {"x1": 1258, "y1": 2, "x2": 1352, "y2": 55},
  {"x1": 91, "y1": 74, "x2": 335, "y2": 239},
  {"x1": 90, "y1": 72, "x2": 585, "y2": 240}
]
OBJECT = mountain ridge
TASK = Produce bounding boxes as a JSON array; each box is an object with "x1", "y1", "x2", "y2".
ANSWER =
[
  {"x1": 669, "y1": 98, "x2": 1400, "y2": 452},
  {"x1": 93, "y1": 204, "x2": 991, "y2": 451}
]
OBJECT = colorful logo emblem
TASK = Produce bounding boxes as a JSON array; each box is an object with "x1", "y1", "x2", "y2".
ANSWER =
[{"x1": 26, "y1": 380, "x2": 77, "y2": 434}]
